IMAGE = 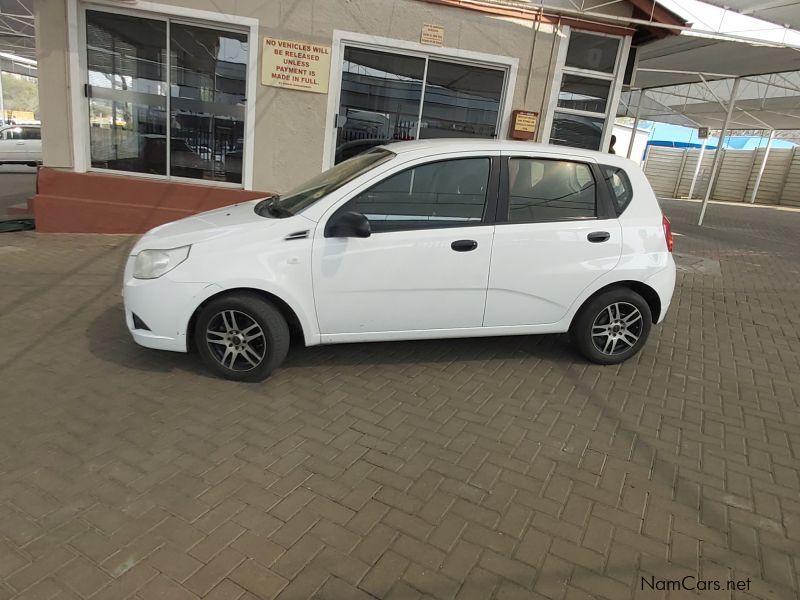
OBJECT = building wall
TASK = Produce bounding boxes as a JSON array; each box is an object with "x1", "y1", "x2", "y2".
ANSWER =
[
  {"x1": 34, "y1": 0, "x2": 73, "y2": 168},
  {"x1": 36, "y1": 0, "x2": 589, "y2": 193}
]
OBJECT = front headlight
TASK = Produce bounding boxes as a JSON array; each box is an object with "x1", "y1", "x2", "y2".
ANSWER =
[{"x1": 133, "y1": 245, "x2": 191, "y2": 279}]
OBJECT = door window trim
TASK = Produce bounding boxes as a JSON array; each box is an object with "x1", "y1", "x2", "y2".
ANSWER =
[
  {"x1": 322, "y1": 30, "x2": 518, "y2": 169},
  {"x1": 496, "y1": 155, "x2": 616, "y2": 224},
  {"x1": 67, "y1": 0, "x2": 258, "y2": 189},
  {"x1": 325, "y1": 155, "x2": 501, "y2": 236}
]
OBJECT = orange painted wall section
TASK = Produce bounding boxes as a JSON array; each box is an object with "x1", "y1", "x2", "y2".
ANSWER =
[{"x1": 32, "y1": 168, "x2": 271, "y2": 233}]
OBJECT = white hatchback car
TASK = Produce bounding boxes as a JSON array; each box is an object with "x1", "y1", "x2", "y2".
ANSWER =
[
  {"x1": 0, "y1": 124, "x2": 42, "y2": 165},
  {"x1": 123, "y1": 140, "x2": 675, "y2": 381}
]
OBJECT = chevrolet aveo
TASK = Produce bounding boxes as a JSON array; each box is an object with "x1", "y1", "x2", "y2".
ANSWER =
[{"x1": 123, "y1": 140, "x2": 675, "y2": 381}]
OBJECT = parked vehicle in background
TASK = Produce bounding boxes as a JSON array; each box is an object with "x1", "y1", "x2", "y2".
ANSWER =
[
  {"x1": 123, "y1": 139, "x2": 676, "y2": 381},
  {"x1": 0, "y1": 124, "x2": 42, "y2": 166}
]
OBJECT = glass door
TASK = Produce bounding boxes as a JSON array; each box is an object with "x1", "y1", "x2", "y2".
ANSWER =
[{"x1": 86, "y1": 10, "x2": 167, "y2": 175}]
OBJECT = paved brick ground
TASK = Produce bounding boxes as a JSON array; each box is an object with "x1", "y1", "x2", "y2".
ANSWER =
[{"x1": 0, "y1": 198, "x2": 799, "y2": 600}]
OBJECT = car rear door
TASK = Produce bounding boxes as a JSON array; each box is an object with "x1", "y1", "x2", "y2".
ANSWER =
[
  {"x1": 312, "y1": 152, "x2": 500, "y2": 336},
  {"x1": 21, "y1": 127, "x2": 41, "y2": 162},
  {"x1": 483, "y1": 152, "x2": 622, "y2": 327}
]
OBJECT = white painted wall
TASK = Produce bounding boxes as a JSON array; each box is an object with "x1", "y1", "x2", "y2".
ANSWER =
[{"x1": 613, "y1": 123, "x2": 649, "y2": 164}]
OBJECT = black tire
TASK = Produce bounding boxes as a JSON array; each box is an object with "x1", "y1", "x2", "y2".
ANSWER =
[
  {"x1": 570, "y1": 287, "x2": 652, "y2": 365},
  {"x1": 194, "y1": 292, "x2": 289, "y2": 381}
]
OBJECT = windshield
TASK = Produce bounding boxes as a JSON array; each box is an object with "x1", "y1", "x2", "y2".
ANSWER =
[{"x1": 267, "y1": 149, "x2": 394, "y2": 215}]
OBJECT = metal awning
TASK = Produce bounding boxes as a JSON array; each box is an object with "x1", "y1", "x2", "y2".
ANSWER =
[
  {"x1": 0, "y1": 0, "x2": 34, "y2": 63},
  {"x1": 634, "y1": 35, "x2": 800, "y2": 88},
  {"x1": 697, "y1": 0, "x2": 800, "y2": 30}
]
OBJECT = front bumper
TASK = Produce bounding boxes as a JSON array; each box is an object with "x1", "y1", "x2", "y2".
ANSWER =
[{"x1": 122, "y1": 257, "x2": 219, "y2": 352}]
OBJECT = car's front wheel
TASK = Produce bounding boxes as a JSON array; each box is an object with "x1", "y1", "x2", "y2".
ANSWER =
[
  {"x1": 194, "y1": 292, "x2": 289, "y2": 381},
  {"x1": 571, "y1": 288, "x2": 652, "y2": 365}
]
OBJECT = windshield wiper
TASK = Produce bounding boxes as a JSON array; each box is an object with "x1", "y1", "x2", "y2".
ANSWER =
[{"x1": 255, "y1": 196, "x2": 293, "y2": 218}]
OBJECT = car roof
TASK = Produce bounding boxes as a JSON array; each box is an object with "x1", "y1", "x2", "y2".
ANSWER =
[{"x1": 377, "y1": 138, "x2": 636, "y2": 169}]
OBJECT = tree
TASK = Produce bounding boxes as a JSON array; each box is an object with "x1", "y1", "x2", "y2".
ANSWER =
[{"x1": 1, "y1": 72, "x2": 39, "y2": 116}]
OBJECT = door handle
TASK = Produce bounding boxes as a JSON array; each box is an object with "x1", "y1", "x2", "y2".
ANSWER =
[
  {"x1": 587, "y1": 231, "x2": 610, "y2": 243},
  {"x1": 451, "y1": 239, "x2": 478, "y2": 252}
]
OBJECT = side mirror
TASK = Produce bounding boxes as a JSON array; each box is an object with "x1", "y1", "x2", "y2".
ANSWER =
[{"x1": 327, "y1": 211, "x2": 371, "y2": 238}]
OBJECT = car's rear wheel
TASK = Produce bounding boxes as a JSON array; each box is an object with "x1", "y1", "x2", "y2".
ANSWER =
[
  {"x1": 194, "y1": 292, "x2": 289, "y2": 381},
  {"x1": 571, "y1": 288, "x2": 652, "y2": 365}
]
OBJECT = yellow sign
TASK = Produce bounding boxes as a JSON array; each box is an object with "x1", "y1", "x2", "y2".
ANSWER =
[
  {"x1": 421, "y1": 23, "x2": 444, "y2": 46},
  {"x1": 262, "y1": 38, "x2": 331, "y2": 93},
  {"x1": 515, "y1": 112, "x2": 538, "y2": 133}
]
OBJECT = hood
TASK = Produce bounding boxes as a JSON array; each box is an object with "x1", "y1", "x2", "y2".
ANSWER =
[{"x1": 131, "y1": 199, "x2": 278, "y2": 253}]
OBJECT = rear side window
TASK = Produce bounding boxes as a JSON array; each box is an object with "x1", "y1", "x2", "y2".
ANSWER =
[
  {"x1": 507, "y1": 158, "x2": 596, "y2": 223},
  {"x1": 600, "y1": 165, "x2": 632, "y2": 215}
]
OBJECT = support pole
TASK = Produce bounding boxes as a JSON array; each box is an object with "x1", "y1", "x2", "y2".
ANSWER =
[
  {"x1": 0, "y1": 67, "x2": 4, "y2": 124},
  {"x1": 627, "y1": 90, "x2": 643, "y2": 160},
  {"x1": 749, "y1": 129, "x2": 774, "y2": 204},
  {"x1": 698, "y1": 78, "x2": 740, "y2": 226},
  {"x1": 687, "y1": 138, "x2": 708, "y2": 201}
]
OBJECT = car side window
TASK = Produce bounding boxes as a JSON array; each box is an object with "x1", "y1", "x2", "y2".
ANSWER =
[
  {"x1": 22, "y1": 128, "x2": 40, "y2": 140},
  {"x1": 507, "y1": 158, "x2": 597, "y2": 223},
  {"x1": 337, "y1": 157, "x2": 491, "y2": 233},
  {"x1": 600, "y1": 165, "x2": 632, "y2": 215},
  {"x1": 3, "y1": 128, "x2": 22, "y2": 141}
]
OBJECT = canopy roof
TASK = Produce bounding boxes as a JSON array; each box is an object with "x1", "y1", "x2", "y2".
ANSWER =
[
  {"x1": 0, "y1": 0, "x2": 34, "y2": 62},
  {"x1": 697, "y1": 0, "x2": 800, "y2": 30}
]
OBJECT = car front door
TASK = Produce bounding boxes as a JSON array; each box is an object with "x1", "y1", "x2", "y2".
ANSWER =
[
  {"x1": 0, "y1": 127, "x2": 24, "y2": 161},
  {"x1": 483, "y1": 154, "x2": 622, "y2": 327},
  {"x1": 312, "y1": 153, "x2": 499, "y2": 336}
]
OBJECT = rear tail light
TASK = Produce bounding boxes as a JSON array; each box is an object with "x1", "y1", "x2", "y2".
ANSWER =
[{"x1": 662, "y1": 214, "x2": 673, "y2": 252}]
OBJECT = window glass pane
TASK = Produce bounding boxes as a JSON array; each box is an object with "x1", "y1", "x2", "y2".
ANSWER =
[
  {"x1": 601, "y1": 165, "x2": 633, "y2": 213},
  {"x1": 21, "y1": 127, "x2": 40, "y2": 140},
  {"x1": 344, "y1": 157, "x2": 490, "y2": 232},
  {"x1": 277, "y1": 149, "x2": 394, "y2": 214},
  {"x1": 508, "y1": 158, "x2": 596, "y2": 222},
  {"x1": 565, "y1": 31, "x2": 619, "y2": 73},
  {"x1": 86, "y1": 10, "x2": 167, "y2": 174},
  {"x1": 549, "y1": 112, "x2": 604, "y2": 150},
  {"x1": 335, "y1": 48, "x2": 425, "y2": 164},
  {"x1": 170, "y1": 23, "x2": 248, "y2": 183},
  {"x1": 418, "y1": 60, "x2": 503, "y2": 139},
  {"x1": 557, "y1": 74, "x2": 610, "y2": 113}
]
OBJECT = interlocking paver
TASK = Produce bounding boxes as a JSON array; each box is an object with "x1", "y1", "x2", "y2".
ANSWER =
[{"x1": 1, "y1": 199, "x2": 800, "y2": 598}]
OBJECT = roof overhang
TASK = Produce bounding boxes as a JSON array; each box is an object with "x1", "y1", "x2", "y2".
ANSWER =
[
  {"x1": 697, "y1": 0, "x2": 800, "y2": 31},
  {"x1": 0, "y1": 0, "x2": 34, "y2": 63}
]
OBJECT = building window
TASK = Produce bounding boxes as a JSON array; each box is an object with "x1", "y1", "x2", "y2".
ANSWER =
[
  {"x1": 334, "y1": 46, "x2": 506, "y2": 164},
  {"x1": 85, "y1": 9, "x2": 248, "y2": 184},
  {"x1": 546, "y1": 29, "x2": 624, "y2": 151}
]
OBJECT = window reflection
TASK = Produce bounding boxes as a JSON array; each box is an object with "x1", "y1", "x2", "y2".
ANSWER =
[
  {"x1": 85, "y1": 11, "x2": 249, "y2": 183},
  {"x1": 419, "y1": 60, "x2": 502, "y2": 139},
  {"x1": 557, "y1": 74, "x2": 611, "y2": 113},
  {"x1": 86, "y1": 11, "x2": 167, "y2": 174},
  {"x1": 335, "y1": 48, "x2": 425, "y2": 164},
  {"x1": 549, "y1": 114, "x2": 604, "y2": 150},
  {"x1": 170, "y1": 23, "x2": 248, "y2": 183}
]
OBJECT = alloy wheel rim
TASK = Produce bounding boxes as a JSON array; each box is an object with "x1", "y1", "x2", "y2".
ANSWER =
[
  {"x1": 206, "y1": 310, "x2": 267, "y2": 371},
  {"x1": 591, "y1": 302, "x2": 643, "y2": 356}
]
